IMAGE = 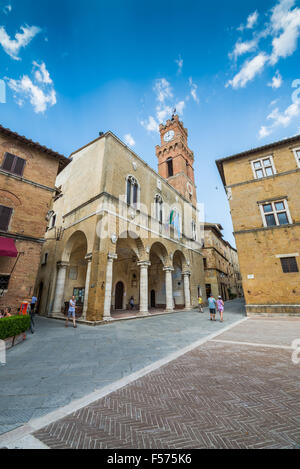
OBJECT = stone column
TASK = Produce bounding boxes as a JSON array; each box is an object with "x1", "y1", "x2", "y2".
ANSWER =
[
  {"x1": 52, "y1": 261, "x2": 69, "y2": 315},
  {"x1": 183, "y1": 271, "x2": 191, "y2": 310},
  {"x1": 103, "y1": 253, "x2": 117, "y2": 321},
  {"x1": 138, "y1": 261, "x2": 151, "y2": 314},
  {"x1": 163, "y1": 267, "x2": 174, "y2": 312},
  {"x1": 82, "y1": 253, "x2": 93, "y2": 320}
]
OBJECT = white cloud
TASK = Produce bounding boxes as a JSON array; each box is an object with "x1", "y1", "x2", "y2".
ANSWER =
[
  {"x1": 154, "y1": 78, "x2": 173, "y2": 103},
  {"x1": 259, "y1": 100, "x2": 300, "y2": 138},
  {"x1": 176, "y1": 101, "x2": 185, "y2": 114},
  {"x1": 228, "y1": 1, "x2": 300, "y2": 89},
  {"x1": 141, "y1": 76, "x2": 187, "y2": 133},
  {"x1": 124, "y1": 133, "x2": 135, "y2": 147},
  {"x1": 259, "y1": 126, "x2": 272, "y2": 138},
  {"x1": 268, "y1": 70, "x2": 283, "y2": 88},
  {"x1": 188, "y1": 77, "x2": 199, "y2": 103},
  {"x1": 0, "y1": 25, "x2": 41, "y2": 60},
  {"x1": 141, "y1": 116, "x2": 159, "y2": 133},
  {"x1": 33, "y1": 61, "x2": 53, "y2": 84},
  {"x1": 2, "y1": 3, "x2": 12, "y2": 14},
  {"x1": 229, "y1": 38, "x2": 258, "y2": 60},
  {"x1": 156, "y1": 105, "x2": 173, "y2": 123},
  {"x1": 175, "y1": 55, "x2": 183, "y2": 74},
  {"x1": 246, "y1": 11, "x2": 259, "y2": 29},
  {"x1": 226, "y1": 53, "x2": 268, "y2": 89},
  {"x1": 7, "y1": 61, "x2": 56, "y2": 113},
  {"x1": 269, "y1": 0, "x2": 300, "y2": 64},
  {"x1": 154, "y1": 78, "x2": 175, "y2": 125},
  {"x1": 238, "y1": 10, "x2": 259, "y2": 31}
]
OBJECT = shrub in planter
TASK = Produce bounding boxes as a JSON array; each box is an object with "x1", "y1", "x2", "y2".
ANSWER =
[{"x1": 0, "y1": 315, "x2": 31, "y2": 340}]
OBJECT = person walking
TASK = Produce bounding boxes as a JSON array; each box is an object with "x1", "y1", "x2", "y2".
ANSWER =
[
  {"x1": 129, "y1": 296, "x2": 135, "y2": 310},
  {"x1": 217, "y1": 296, "x2": 224, "y2": 322},
  {"x1": 30, "y1": 295, "x2": 37, "y2": 314},
  {"x1": 208, "y1": 294, "x2": 217, "y2": 321},
  {"x1": 66, "y1": 295, "x2": 77, "y2": 328},
  {"x1": 198, "y1": 295, "x2": 204, "y2": 313}
]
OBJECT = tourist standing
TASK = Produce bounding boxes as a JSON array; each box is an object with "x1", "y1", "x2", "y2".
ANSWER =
[
  {"x1": 198, "y1": 295, "x2": 204, "y2": 313},
  {"x1": 208, "y1": 295, "x2": 217, "y2": 321},
  {"x1": 66, "y1": 296, "x2": 77, "y2": 328},
  {"x1": 217, "y1": 296, "x2": 224, "y2": 322}
]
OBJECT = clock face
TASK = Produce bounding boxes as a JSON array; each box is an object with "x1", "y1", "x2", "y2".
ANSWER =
[{"x1": 164, "y1": 130, "x2": 174, "y2": 142}]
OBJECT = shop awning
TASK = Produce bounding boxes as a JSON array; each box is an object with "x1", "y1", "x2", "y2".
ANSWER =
[{"x1": 0, "y1": 237, "x2": 18, "y2": 257}]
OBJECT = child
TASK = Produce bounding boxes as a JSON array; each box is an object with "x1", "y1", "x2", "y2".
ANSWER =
[
  {"x1": 198, "y1": 296, "x2": 204, "y2": 313},
  {"x1": 217, "y1": 296, "x2": 224, "y2": 322}
]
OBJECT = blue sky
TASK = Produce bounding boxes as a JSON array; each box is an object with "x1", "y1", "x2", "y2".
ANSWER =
[{"x1": 1, "y1": 0, "x2": 300, "y2": 245}]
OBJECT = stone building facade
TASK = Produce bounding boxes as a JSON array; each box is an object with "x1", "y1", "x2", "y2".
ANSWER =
[
  {"x1": 37, "y1": 116, "x2": 205, "y2": 322},
  {"x1": 0, "y1": 125, "x2": 68, "y2": 312},
  {"x1": 203, "y1": 223, "x2": 242, "y2": 300},
  {"x1": 216, "y1": 134, "x2": 300, "y2": 316}
]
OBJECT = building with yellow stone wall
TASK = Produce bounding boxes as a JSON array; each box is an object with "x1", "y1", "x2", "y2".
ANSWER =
[
  {"x1": 36, "y1": 116, "x2": 205, "y2": 322},
  {"x1": 216, "y1": 134, "x2": 300, "y2": 316},
  {"x1": 203, "y1": 223, "x2": 242, "y2": 301}
]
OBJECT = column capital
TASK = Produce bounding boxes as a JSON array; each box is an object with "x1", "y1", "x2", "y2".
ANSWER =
[
  {"x1": 163, "y1": 266, "x2": 174, "y2": 272},
  {"x1": 182, "y1": 271, "x2": 191, "y2": 277},
  {"x1": 137, "y1": 261, "x2": 151, "y2": 268},
  {"x1": 85, "y1": 253, "x2": 93, "y2": 262},
  {"x1": 108, "y1": 253, "x2": 118, "y2": 261},
  {"x1": 57, "y1": 261, "x2": 69, "y2": 269}
]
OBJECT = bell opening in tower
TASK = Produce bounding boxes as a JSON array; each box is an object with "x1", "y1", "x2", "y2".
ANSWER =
[{"x1": 167, "y1": 158, "x2": 173, "y2": 177}]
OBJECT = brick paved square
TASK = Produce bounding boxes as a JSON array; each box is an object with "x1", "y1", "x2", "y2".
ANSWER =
[{"x1": 33, "y1": 324, "x2": 300, "y2": 449}]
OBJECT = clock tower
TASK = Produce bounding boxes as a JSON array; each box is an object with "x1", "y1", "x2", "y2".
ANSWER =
[{"x1": 155, "y1": 114, "x2": 196, "y2": 205}]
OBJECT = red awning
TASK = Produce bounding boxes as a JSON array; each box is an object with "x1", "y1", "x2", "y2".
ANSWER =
[{"x1": 0, "y1": 237, "x2": 18, "y2": 257}]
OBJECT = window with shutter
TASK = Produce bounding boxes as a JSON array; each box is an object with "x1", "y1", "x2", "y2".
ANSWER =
[
  {"x1": 280, "y1": 257, "x2": 299, "y2": 273},
  {"x1": 0, "y1": 275, "x2": 10, "y2": 290},
  {"x1": 1, "y1": 152, "x2": 26, "y2": 176},
  {"x1": 0, "y1": 205, "x2": 13, "y2": 231}
]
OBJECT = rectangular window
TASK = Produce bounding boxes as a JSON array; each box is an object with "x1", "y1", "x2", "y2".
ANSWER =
[
  {"x1": 260, "y1": 199, "x2": 291, "y2": 227},
  {"x1": 293, "y1": 147, "x2": 300, "y2": 168},
  {"x1": 167, "y1": 158, "x2": 173, "y2": 177},
  {"x1": 0, "y1": 275, "x2": 10, "y2": 290},
  {"x1": 42, "y1": 253, "x2": 48, "y2": 266},
  {"x1": 0, "y1": 205, "x2": 13, "y2": 231},
  {"x1": 251, "y1": 156, "x2": 276, "y2": 179},
  {"x1": 51, "y1": 214, "x2": 56, "y2": 228},
  {"x1": 1, "y1": 152, "x2": 26, "y2": 176},
  {"x1": 203, "y1": 258, "x2": 207, "y2": 269},
  {"x1": 280, "y1": 257, "x2": 299, "y2": 273},
  {"x1": 191, "y1": 221, "x2": 197, "y2": 241}
]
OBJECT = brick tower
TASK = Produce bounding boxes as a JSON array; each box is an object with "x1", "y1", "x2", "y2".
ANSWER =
[{"x1": 156, "y1": 114, "x2": 196, "y2": 205}]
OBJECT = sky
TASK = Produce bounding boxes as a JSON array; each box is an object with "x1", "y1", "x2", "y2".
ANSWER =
[{"x1": 1, "y1": 0, "x2": 300, "y2": 246}]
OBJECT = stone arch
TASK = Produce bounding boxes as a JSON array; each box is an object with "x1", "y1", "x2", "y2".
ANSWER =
[
  {"x1": 149, "y1": 241, "x2": 169, "y2": 266},
  {"x1": 62, "y1": 230, "x2": 88, "y2": 263},
  {"x1": 148, "y1": 242, "x2": 170, "y2": 310},
  {"x1": 172, "y1": 250, "x2": 187, "y2": 308},
  {"x1": 172, "y1": 250, "x2": 188, "y2": 270},
  {"x1": 0, "y1": 190, "x2": 22, "y2": 208},
  {"x1": 118, "y1": 231, "x2": 145, "y2": 260}
]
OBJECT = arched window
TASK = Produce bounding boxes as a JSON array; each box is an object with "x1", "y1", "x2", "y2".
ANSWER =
[
  {"x1": 170, "y1": 208, "x2": 181, "y2": 239},
  {"x1": 126, "y1": 176, "x2": 139, "y2": 207},
  {"x1": 167, "y1": 158, "x2": 173, "y2": 177},
  {"x1": 155, "y1": 194, "x2": 163, "y2": 224},
  {"x1": 191, "y1": 220, "x2": 197, "y2": 241}
]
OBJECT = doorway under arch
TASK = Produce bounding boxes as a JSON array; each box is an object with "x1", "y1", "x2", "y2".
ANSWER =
[
  {"x1": 150, "y1": 289, "x2": 156, "y2": 308},
  {"x1": 115, "y1": 281, "x2": 124, "y2": 310}
]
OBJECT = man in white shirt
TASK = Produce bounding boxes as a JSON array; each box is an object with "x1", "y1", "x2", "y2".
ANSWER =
[{"x1": 65, "y1": 296, "x2": 77, "y2": 328}]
